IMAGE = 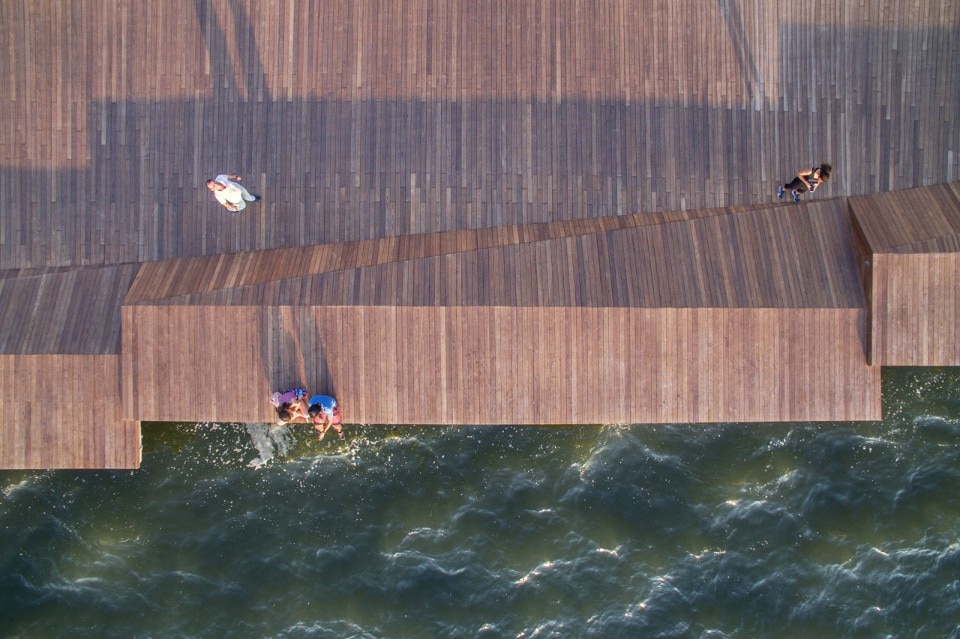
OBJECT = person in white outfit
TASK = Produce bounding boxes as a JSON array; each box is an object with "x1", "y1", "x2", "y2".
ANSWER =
[{"x1": 206, "y1": 173, "x2": 259, "y2": 211}]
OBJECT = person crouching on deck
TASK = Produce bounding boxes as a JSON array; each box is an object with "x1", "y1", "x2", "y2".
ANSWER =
[
  {"x1": 270, "y1": 388, "x2": 308, "y2": 425},
  {"x1": 777, "y1": 163, "x2": 832, "y2": 203},
  {"x1": 308, "y1": 394, "x2": 343, "y2": 440}
]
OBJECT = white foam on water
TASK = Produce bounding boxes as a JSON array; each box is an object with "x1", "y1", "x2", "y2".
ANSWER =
[
  {"x1": 3, "y1": 476, "x2": 40, "y2": 498},
  {"x1": 244, "y1": 423, "x2": 295, "y2": 468}
]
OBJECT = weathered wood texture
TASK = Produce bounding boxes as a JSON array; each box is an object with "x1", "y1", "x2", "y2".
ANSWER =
[
  {"x1": 123, "y1": 305, "x2": 880, "y2": 425},
  {"x1": 849, "y1": 182, "x2": 960, "y2": 253},
  {"x1": 871, "y1": 254, "x2": 960, "y2": 366},
  {"x1": 121, "y1": 197, "x2": 878, "y2": 424},
  {"x1": 2, "y1": 1, "x2": 958, "y2": 269},
  {"x1": 0, "y1": 265, "x2": 140, "y2": 468},
  {"x1": 144, "y1": 199, "x2": 865, "y2": 309},
  {"x1": 0, "y1": 264, "x2": 139, "y2": 354},
  {"x1": 124, "y1": 203, "x2": 762, "y2": 304},
  {"x1": 2, "y1": 1, "x2": 959, "y2": 467},
  {"x1": 851, "y1": 183, "x2": 960, "y2": 365},
  {"x1": 0, "y1": 355, "x2": 140, "y2": 468}
]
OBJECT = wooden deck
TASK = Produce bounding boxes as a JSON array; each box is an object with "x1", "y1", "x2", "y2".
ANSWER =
[
  {"x1": 850, "y1": 183, "x2": 960, "y2": 365},
  {"x1": 123, "y1": 202, "x2": 763, "y2": 304},
  {"x1": 1, "y1": 1, "x2": 959, "y2": 467},
  {"x1": 0, "y1": 264, "x2": 139, "y2": 354},
  {"x1": 136, "y1": 199, "x2": 863, "y2": 309},
  {"x1": 0, "y1": 355, "x2": 140, "y2": 468},
  {"x1": 121, "y1": 197, "x2": 880, "y2": 424},
  {"x1": 2, "y1": 1, "x2": 958, "y2": 270},
  {"x1": 122, "y1": 305, "x2": 879, "y2": 425}
]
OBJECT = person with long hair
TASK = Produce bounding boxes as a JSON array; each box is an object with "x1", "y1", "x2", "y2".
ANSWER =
[
  {"x1": 778, "y1": 163, "x2": 832, "y2": 203},
  {"x1": 270, "y1": 387, "x2": 308, "y2": 424}
]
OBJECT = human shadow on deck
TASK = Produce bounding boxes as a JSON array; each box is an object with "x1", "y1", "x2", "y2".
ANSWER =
[
  {"x1": 718, "y1": 0, "x2": 765, "y2": 106},
  {"x1": 259, "y1": 308, "x2": 334, "y2": 407},
  {"x1": 193, "y1": 0, "x2": 268, "y2": 101}
]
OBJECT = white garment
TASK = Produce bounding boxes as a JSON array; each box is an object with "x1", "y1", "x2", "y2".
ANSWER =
[{"x1": 213, "y1": 174, "x2": 256, "y2": 210}]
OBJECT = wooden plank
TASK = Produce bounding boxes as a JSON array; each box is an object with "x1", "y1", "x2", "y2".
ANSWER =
[
  {"x1": 4, "y1": 1, "x2": 960, "y2": 271},
  {"x1": 0, "y1": 354, "x2": 139, "y2": 469},
  {"x1": 851, "y1": 183, "x2": 960, "y2": 253},
  {"x1": 103, "y1": 306, "x2": 879, "y2": 423},
  {"x1": 871, "y1": 252, "x2": 960, "y2": 365}
]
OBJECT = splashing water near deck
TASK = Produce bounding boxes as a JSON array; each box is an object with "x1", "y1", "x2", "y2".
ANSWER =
[{"x1": 1, "y1": 368, "x2": 958, "y2": 638}]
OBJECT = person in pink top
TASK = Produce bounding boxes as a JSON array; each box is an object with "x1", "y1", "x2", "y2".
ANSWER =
[{"x1": 270, "y1": 388, "x2": 308, "y2": 424}]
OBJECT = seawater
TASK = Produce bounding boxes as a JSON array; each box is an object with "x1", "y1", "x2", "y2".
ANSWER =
[{"x1": 1, "y1": 368, "x2": 959, "y2": 639}]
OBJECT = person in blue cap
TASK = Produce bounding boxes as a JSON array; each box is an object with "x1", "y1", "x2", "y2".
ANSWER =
[{"x1": 308, "y1": 394, "x2": 343, "y2": 440}]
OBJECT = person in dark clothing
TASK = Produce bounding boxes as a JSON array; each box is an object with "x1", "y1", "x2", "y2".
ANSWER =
[{"x1": 778, "y1": 163, "x2": 832, "y2": 203}]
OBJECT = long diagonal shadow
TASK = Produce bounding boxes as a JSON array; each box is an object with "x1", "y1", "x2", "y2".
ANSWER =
[
  {"x1": 258, "y1": 307, "x2": 334, "y2": 418},
  {"x1": 719, "y1": 0, "x2": 765, "y2": 108},
  {"x1": 193, "y1": 0, "x2": 270, "y2": 101}
]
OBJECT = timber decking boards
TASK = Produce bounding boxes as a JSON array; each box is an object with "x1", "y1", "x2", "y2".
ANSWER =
[
  {"x1": 123, "y1": 202, "x2": 765, "y2": 304},
  {"x1": 850, "y1": 182, "x2": 960, "y2": 253},
  {"x1": 119, "y1": 198, "x2": 880, "y2": 425},
  {"x1": 0, "y1": 355, "x2": 140, "y2": 469},
  {"x1": 2, "y1": 2, "x2": 960, "y2": 466},
  {"x1": 3, "y1": 2, "x2": 959, "y2": 270},
  {"x1": 871, "y1": 253, "x2": 960, "y2": 366},
  {"x1": 850, "y1": 182, "x2": 960, "y2": 365},
  {"x1": 0, "y1": 266, "x2": 76, "y2": 281},
  {"x1": 122, "y1": 305, "x2": 880, "y2": 425},
  {"x1": 146, "y1": 199, "x2": 864, "y2": 309},
  {"x1": 0, "y1": 264, "x2": 139, "y2": 355},
  {"x1": 0, "y1": 264, "x2": 141, "y2": 469}
]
